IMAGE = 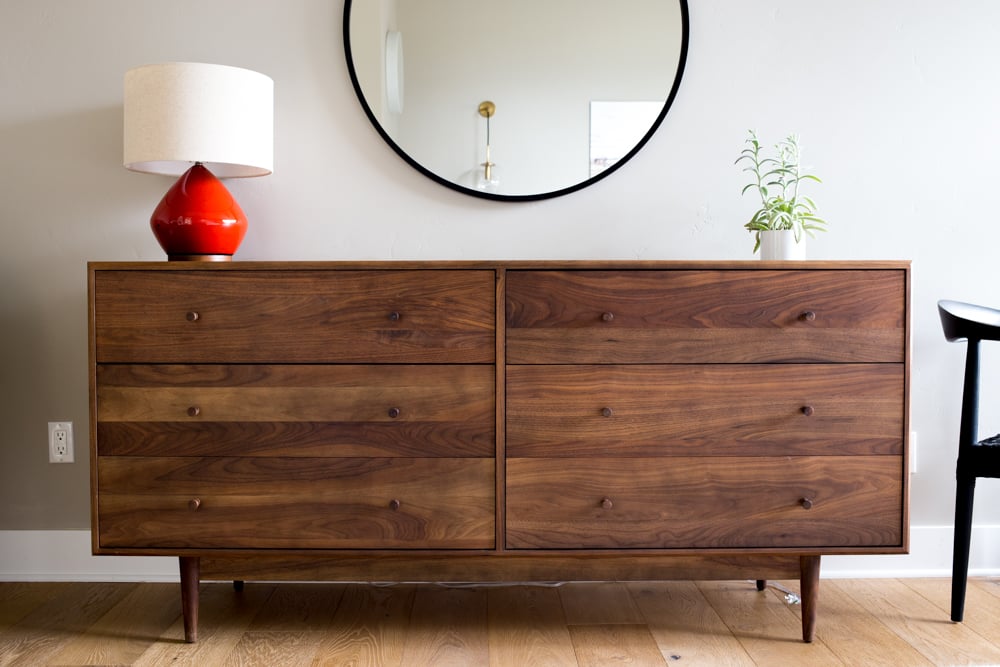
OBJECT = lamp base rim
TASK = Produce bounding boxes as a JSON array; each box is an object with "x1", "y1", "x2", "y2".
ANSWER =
[{"x1": 167, "y1": 254, "x2": 234, "y2": 262}]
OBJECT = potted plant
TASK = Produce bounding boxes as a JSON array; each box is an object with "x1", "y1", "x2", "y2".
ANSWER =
[{"x1": 736, "y1": 130, "x2": 827, "y2": 259}]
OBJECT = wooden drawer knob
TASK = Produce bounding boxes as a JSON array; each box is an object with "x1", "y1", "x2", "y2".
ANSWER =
[
  {"x1": 600, "y1": 497, "x2": 614, "y2": 510},
  {"x1": 186, "y1": 311, "x2": 200, "y2": 322},
  {"x1": 187, "y1": 406, "x2": 201, "y2": 417},
  {"x1": 800, "y1": 310, "x2": 817, "y2": 322},
  {"x1": 389, "y1": 499, "x2": 401, "y2": 511},
  {"x1": 800, "y1": 497, "x2": 814, "y2": 510},
  {"x1": 388, "y1": 311, "x2": 401, "y2": 322},
  {"x1": 601, "y1": 312, "x2": 615, "y2": 322},
  {"x1": 188, "y1": 498, "x2": 202, "y2": 511},
  {"x1": 388, "y1": 407, "x2": 401, "y2": 419},
  {"x1": 801, "y1": 405, "x2": 815, "y2": 417},
  {"x1": 601, "y1": 407, "x2": 614, "y2": 418}
]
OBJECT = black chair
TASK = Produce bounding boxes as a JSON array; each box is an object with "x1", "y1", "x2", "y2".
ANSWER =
[{"x1": 938, "y1": 299, "x2": 1000, "y2": 622}]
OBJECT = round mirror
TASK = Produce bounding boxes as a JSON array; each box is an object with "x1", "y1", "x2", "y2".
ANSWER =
[{"x1": 343, "y1": 0, "x2": 689, "y2": 201}]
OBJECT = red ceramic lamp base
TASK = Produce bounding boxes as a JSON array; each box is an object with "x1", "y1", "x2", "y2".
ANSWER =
[{"x1": 150, "y1": 163, "x2": 248, "y2": 261}]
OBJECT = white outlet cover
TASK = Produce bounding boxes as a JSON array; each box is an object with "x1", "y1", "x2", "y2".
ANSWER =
[{"x1": 48, "y1": 421, "x2": 74, "y2": 463}]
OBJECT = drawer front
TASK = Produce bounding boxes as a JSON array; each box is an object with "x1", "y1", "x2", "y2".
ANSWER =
[
  {"x1": 96, "y1": 364, "x2": 494, "y2": 457},
  {"x1": 506, "y1": 270, "x2": 905, "y2": 363},
  {"x1": 506, "y1": 457, "x2": 902, "y2": 549},
  {"x1": 97, "y1": 457, "x2": 495, "y2": 550},
  {"x1": 93, "y1": 270, "x2": 495, "y2": 363},
  {"x1": 507, "y1": 364, "x2": 903, "y2": 457}
]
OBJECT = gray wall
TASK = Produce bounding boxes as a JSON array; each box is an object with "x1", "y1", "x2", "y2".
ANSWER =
[{"x1": 2, "y1": 1, "x2": 999, "y2": 554}]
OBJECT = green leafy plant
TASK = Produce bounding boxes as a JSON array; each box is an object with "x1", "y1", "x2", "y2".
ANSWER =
[{"x1": 736, "y1": 130, "x2": 827, "y2": 253}]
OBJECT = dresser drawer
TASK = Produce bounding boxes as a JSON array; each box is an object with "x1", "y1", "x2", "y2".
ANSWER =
[
  {"x1": 506, "y1": 270, "x2": 905, "y2": 363},
  {"x1": 97, "y1": 457, "x2": 495, "y2": 550},
  {"x1": 96, "y1": 364, "x2": 494, "y2": 457},
  {"x1": 506, "y1": 456, "x2": 902, "y2": 549},
  {"x1": 507, "y1": 364, "x2": 903, "y2": 457},
  {"x1": 92, "y1": 269, "x2": 495, "y2": 363}
]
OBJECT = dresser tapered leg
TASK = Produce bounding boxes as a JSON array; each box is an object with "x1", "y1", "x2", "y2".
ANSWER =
[
  {"x1": 179, "y1": 556, "x2": 200, "y2": 643},
  {"x1": 799, "y1": 555, "x2": 821, "y2": 643}
]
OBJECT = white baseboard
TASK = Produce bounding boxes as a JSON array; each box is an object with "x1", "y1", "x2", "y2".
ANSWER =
[
  {"x1": 0, "y1": 531, "x2": 177, "y2": 582},
  {"x1": 2, "y1": 528, "x2": 999, "y2": 582}
]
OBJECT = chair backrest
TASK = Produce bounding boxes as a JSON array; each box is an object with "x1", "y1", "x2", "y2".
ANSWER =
[{"x1": 939, "y1": 300, "x2": 1000, "y2": 343}]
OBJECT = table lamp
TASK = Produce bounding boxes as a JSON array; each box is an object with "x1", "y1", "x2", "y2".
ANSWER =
[{"x1": 123, "y1": 62, "x2": 273, "y2": 261}]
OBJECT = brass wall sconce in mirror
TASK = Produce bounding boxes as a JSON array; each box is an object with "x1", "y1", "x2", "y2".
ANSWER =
[
  {"x1": 476, "y1": 101, "x2": 499, "y2": 194},
  {"x1": 343, "y1": 0, "x2": 689, "y2": 201}
]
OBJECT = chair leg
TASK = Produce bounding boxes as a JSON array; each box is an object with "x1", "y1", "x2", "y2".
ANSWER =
[{"x1": 952, "y1": 475, "x2": 976, "y2": 622}]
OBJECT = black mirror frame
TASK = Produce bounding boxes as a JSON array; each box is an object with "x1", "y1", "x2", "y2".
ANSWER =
[{"x1": 343, "y1": 0, "x2": 689, "y2": 202}]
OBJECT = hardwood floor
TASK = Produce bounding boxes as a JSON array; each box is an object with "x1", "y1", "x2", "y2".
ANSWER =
[{"x1": 4, "y1": 578, "x2": 1000, "y2": 666}]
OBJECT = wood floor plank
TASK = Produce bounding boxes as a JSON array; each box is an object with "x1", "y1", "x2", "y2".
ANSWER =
[
  {"x1": 224, "y1": 631, "x2": 324, "y2": 667},
  {"x1": 47, "y1": 582, "x2": 181, "y2": 665},
  {"x1": 133, "y1": 582, "x2": 275, "y2": 667},
  {"x1": 697, "y1": 580, "x2": 843, "y2": 666},
  {"x1": 902, "y1": 577, "x2": 1000, "y2": 654},
  {"x1": 568, "y1": 624, "x2": 667, "y2": 667},
  {"x1": 973, "y1": 577, "x2": 1000, "y2": 602},
  {"x1": 399, "y1": 585, "x2": 489, "y2": 667},
  {"x1": 487, "y1": 585, "x2": 577, "y2": 667},
  {"x1": 0, "y1": 582, "x2": 62, "y2": 630},
  {"x1": 312, "y1": 583, "x2": 416, "y2": 667},
  {"x1": 560, "y1": 582, "x2": 644, "y2": 626},
  {"x1": 627, "y1": 581, "x2": 755, "y2": 666},
  {"x1": 810, "y1": 580, "x2": 934, "y2": 667},
  {"x1": 836, "y1": 577, "x2": 1000, "y2": 666},
  {"x1": 248, "y1": 583, "x2": 344, "y2": 633},
  {"x1": 0, "y1": 582, "x2": 136, "y2": 666},
  {"x1": 11, "y1": 578, "x2": 1000, "y2": 665}
]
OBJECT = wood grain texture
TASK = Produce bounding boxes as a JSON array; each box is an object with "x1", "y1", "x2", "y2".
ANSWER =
[
  {"x1": 246, "y1": 583, "x2": 344, "y2": 633},
  {"x1": 487, "y1": 586, "x2": 577, "y2": 667},
  {"x1": 0, "y1": 582, "x2": 62, "y2": 631},
  {"x1": 93, "y1": 269, "x2": 496, "y2": 364},
  {"x1": 628, "y1": 581, "x2": 756, "y2": 666},
  {"x1": 399, "y1": 586, "x2": 489, "y2": 667},
  {"x1": 133, "y1": 582, "x2": 276, "y2": 667},
  {"x1": 200, "y1": 554, "x2": 802, "y2": 584},
  {"x1": 0, "y1": 582, "x2": 136, "y2": 666},
  {"x1": 507, "y1": 269, "x2": 904, "y2": 330},
  {"x1": 87, "y1": 261, "x2": 910, "y2": 646},
  {"x1": 815, "y1": 580, "x2": 934, "y2": 667},
  {"x1": 506, "y1": 269, "x2": 905, "y2": 364},
  {"x1": 698, "y1": 580, "x2": 843, "y2": 666},
  {"x1": 508, "y1": 327, "x2": 905, "y2": 364},
  {"x1": 559, "y1": 582, "x2": 645, "y2": 625},
  {"x1": 96, "y1": 364, "x2": 494, "y2": 457},
  {"x1": 833, "y1": 578, "x2": 1000, "y2": 666},
  {"x1": 507, "y1": 363, "x2": 903, "y2": 457},
  {"x1": 507, "y1": 456, "x2": 902, "y2": 549},
  {"x1": 13, "y1": 578, "x2": 999, "y2": 666},
  {"x1": 46, "y1": 583, "x2": 181, "y2": 665},
  {"x1": 904, "y1": 577, "x2": 1000, "y2": 655},
  {"x1": 567, "y1": 625, "x2": 668, "y2": 667},
  {"x1": 313, "y1": 584, "x2": 416, "y2": 667},
  {"x1": 98, "y1": 457, "x2": 494, "y2": 549},
  {"x1": 97, "y1": 365, "x2": 493, "y2": 422}
]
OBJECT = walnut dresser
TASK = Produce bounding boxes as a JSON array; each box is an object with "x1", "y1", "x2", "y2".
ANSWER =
[{"x1": 88, "y1": 261, "x2": 910, "y2": 643}]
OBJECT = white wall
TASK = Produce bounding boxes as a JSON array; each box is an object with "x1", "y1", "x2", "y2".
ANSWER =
[{"x1": 3, "y1": 0, "x2": 1000, "y2": 575}]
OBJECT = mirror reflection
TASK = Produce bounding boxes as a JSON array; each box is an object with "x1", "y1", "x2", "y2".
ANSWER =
[{"x1": 345, "y1": 0, "x2": 688, "y2": 201}]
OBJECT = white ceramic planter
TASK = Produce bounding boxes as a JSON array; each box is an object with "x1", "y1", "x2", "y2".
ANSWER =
[{"x1": 759, "y1": 230, "x2": 806, "y2": 260}]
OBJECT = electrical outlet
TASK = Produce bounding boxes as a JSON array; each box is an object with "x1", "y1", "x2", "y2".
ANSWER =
[{"x1": 48, "y1": 421, "x2": 74, "y2": 463}]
